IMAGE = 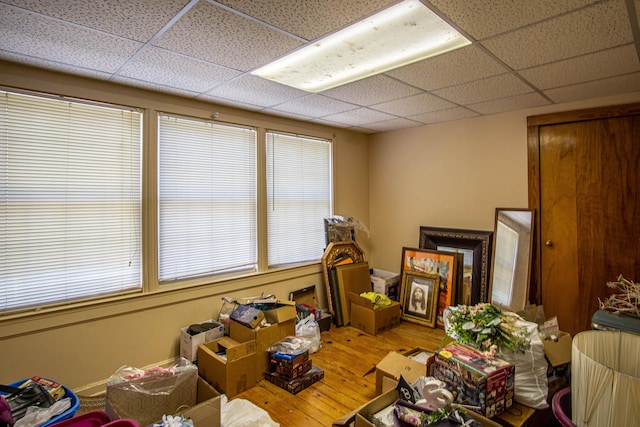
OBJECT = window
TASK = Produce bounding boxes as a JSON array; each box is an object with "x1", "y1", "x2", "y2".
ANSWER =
[
  {"x1": 158, "y1": 115, "x2": 257, "y2": 282},
  {"x1": 266, "y1": 132, "x2": 332, "y2": 267},
  {"x1": 0, "y1": 90, "x2": 142, "y2": 313}
]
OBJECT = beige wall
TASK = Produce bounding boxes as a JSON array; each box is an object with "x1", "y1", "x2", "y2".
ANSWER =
[{"x1": 367, "y1": 91, "x2": 640, "y2": 273}]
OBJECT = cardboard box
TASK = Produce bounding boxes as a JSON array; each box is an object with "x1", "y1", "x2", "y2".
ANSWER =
[
  {"x1": 433, "y1": 343, "x2": 515, "y2": 418},
  {"x1": 105, "y1": 363, "x2": 198, "y2": 426},
  {"x1": 178, "y1": 376, "x2": 221, "y2": 427},
  {"x1": 197, "y1": 337, "x2": 257, "y2": 398},
  {"x1": 259, "y1": 299, "x2": 297, "y2": 324},
  {"x1": 111, "y1": 375, "x2": 220, "y2": 427},
  {"x1": 348, "y1": 292, "x2": 401, "y2": 335},
  {"x1": 331, "y1": 388, "x2": 502, "y2": 427},
  {"x1": 229, "y1": 318, "x2": 296, "y2": 377},
  {"x1": 230, "y1": 304, "x2": 265, "y2": 328},
  {"x1": 264, "y1": 366, "x2": 324, "y2": 394},
  {"x1": 180, "y1": 319, "x2": 225, "y2": 362},
  {"x1": 375, "y1": 349, "x2": 431, "y2": 394},
  {"x1": 370, "y1": 269, "x2": 400, "y2": 301},
  {"x1": 543, "y1": 331, "x2": 572, "y2": 367}
]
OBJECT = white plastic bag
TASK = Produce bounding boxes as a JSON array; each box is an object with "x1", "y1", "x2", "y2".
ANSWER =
[
  {"x1": 221, "y1": 395, "x2": 279, "y2": 427},
  {"x1": 499, "y1": 318, "x2": 549, "y2": 409},
  {"x1": 295, "y1": 315, "x2": 321, "y2": 354}
]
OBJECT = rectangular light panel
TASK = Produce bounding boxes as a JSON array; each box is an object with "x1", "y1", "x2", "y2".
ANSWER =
[{"x1": 251, "y1": 0, "x2": 471, "y2": 93}]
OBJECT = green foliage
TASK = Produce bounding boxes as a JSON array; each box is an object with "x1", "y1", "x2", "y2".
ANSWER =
[{"x1": 445, "y1": 303, "x2": 530, "y2": 355}]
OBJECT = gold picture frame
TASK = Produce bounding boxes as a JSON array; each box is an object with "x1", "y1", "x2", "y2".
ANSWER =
[
  {"x1": 399, "y1": 270, "x2": 439, "y2": 327},
  {"x1": 321, "y1": 241, "x2": 366, "y2": 326}
]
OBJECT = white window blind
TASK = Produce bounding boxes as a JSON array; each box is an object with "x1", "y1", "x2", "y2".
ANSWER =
[
  {"x1": 158, "y1": 115, "x2": 257, "y2": 282},
  {"x1": 266, "y1": 132, "x2": 332, "y2": 267},
  {"x1": 0, "y1": 90, "x2": 142, "y2": 313}
]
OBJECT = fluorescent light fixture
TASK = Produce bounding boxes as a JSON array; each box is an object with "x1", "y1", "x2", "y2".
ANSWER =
[{"x1": 251, "y1": 0, "x2": 471, "y2": 93}]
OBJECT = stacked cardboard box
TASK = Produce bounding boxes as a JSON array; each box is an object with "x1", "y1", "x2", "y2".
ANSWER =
[{"x1": 263, "y1": 339, "x2": 324, "y2": 394}]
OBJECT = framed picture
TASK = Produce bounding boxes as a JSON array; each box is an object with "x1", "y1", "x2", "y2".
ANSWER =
[
  {"x1": 400, "y1": 271, "x2": 439, "y2": 327},
  {"x1": 321, "y1": 241, "x2": 366, "y2": 326},
  {"x1": 418, "y1": 226, "x2": 493, "y2": 305},
  {"x1": 324, "y1": 217, "x2": 356, "y2": 245},
  {"x1": 401, "y1": 247, "x2": 461, "y2": 327}
]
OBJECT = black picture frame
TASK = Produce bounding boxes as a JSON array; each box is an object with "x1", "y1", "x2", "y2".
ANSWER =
[{"x1": 418, "y1": 226, "x2": 493, "y2": 305}]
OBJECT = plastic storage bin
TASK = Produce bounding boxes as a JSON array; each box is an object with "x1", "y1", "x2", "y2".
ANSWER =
[
  {"x1": 2, "y1": 378, "x2": 80, "y2": 427},
  {"x1": 49, "y1": 411, "x2": 139, "y2": 427}
]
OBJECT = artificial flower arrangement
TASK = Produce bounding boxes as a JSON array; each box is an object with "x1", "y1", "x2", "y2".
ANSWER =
[{"x1": 444, "y1": 303, "x2": 531, "y2": 357}]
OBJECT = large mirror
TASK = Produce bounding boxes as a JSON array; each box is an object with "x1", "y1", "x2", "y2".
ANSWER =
[{"x1": 489, "y1": 208, "x2": 535, "y2": 312}]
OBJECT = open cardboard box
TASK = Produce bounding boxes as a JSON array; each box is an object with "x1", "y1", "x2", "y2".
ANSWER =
[
  {"x1": 375, "y1": 348, "x2": 434, "y2": 394},
  {"x1": 197, "y1": 336, "x2": 257, "y2": 398},
  {"x1": 179, "y1": 376, "x2": 221, "y2": 427},
  {"x1": 254, "y1": 298, "x2": 297, "y2": 324},
  {"x1": 332, "y1": 388, "x2": 501, "y2": 427},
  {"x1": 543, "y1": 331, "x2": 572, "y2": 367},
  {"x1": 348, "y1": 291, "x2": 401, "y2": 335},
  {"x1": 229, "y1": 318, "x2": 295, "y2": 378},
  {"x1": 289, "y1": 284, "x2": 332, "y2": 331}
]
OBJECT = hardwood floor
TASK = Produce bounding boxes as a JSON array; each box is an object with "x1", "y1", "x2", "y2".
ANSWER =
[{"x1": 233, "y1": 320, "x2": 447, "y2": 427}]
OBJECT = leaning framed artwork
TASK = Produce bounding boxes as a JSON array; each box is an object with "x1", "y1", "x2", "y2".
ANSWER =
[
  {"x1": 400, "y1": 270, "x2": 439, "y2": 327},
  {"x1": 418, "y1": 226, "x2": 493, "y2": 305},
  {"x1": 400, "y1": 247, "x2": 461, "y2": 327}
]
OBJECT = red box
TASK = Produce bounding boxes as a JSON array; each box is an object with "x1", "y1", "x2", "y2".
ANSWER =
[{"x1": 433, "y1": 343, "x2": 514, "y2": 418}]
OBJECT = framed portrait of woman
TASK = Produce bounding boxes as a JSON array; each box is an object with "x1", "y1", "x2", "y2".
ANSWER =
[{"x1": 399, "y1": 270, "x2": 440, "y2": 327}]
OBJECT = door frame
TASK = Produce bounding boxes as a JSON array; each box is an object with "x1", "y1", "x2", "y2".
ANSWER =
[{"x1": 526, "y1": 102, "x2": 640, "y2": 305}]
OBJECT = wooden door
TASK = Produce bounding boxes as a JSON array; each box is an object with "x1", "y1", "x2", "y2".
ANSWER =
[{"x1": 528, "y1": 104, "x2": 640, "y2": 336}]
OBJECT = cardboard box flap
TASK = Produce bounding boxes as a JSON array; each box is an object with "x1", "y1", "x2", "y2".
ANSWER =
[
  {"x1": 332, "y1": 389, "x2": 398, "y2": 426},
  {"x1": 376, "y1": 351, "x2": 427, "y2": 389},
  {"x1": 348, "y1": 291, "x2": 374, "y2": 309},
  {"x1": 199, "y1": 337, "x2": 256, "y2": 362},
  {"x1": 289, "y1": 285, "x2": 318, "y2": 307}
]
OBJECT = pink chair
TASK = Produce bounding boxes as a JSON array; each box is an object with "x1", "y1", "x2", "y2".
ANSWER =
[{"x1": 552, "y1": 387, "x2": 576, "y2": 427}]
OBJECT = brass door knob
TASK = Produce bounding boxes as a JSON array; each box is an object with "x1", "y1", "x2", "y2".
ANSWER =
[{"x1": 545, "y1": 240, "x2": 553, "y2": 247}]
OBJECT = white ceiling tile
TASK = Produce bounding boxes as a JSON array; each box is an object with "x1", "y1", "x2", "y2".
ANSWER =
[
  {"x1": 432, "y1": 74, "x2": 532, "y2": 105},
  {"x1": 119, "y1": 47, "x2": 242, "y2": 93},
  {"x1": 260, "y1": 108, "x2": 314, "y2": 122},
  {"x1": 322, "y1": 108, "x2": 397, "y2": 127},
  {"x1": 372, "y1": 93, "x2": 456, "y2": 116},
  {"x1": 322, "y1": 75, "x2": 422, "y2": 106},
  {"x1": 217, "y1": 0, "x2": 397, "y2": 41},
  {"x1": 270, "y1": 94, "x2": 357, "y2": 117},
  {"x1": 409, "y1": 107, "x2": 479, "y2": 125},
  {"x1": 363, "y1": 117, "x2": 423, "y2": 132},
  {"x1": 203, "y1": 74, "x2": 306, "y2": 107},
  {"x1": 153, "y1": 1, "x2": 303, "y2": 71},
  {"x1": 0, "y1": 52, "x2": 112, "y2": 80},
  {"x1": 3, "y1": 0, "x2": 191, "y2": 41},
  {"x1": 543, "y1": 72, "x2": 640, "y2": 103},
  {"x1": 113, "y1": 76, "x2": 200, "y2": 98},
  {"x1": 482, "y1": 1, "x2": 633, "y2": 70},
  {"x1": 386, "y1": 45, "x2": 507, "y2": 91},
  {"x1": 468, "y1": 92, "x2": 551, "y2": 115},
  {"x1": 519, "y1": 44, "x2": 640, "y2": 89},
  {"x1": 0, "y1": 6, "x2": 143, "y2": 73},
  {"x1": 428, "y1": 0, "x2": 600, "y2": 40}
]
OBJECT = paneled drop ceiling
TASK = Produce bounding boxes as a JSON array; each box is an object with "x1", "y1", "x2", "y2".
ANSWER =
[{"x1": 1, "y1": 0, "x2": 639, "y2": 133}]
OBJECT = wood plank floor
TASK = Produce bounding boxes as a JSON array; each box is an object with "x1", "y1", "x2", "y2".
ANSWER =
[{"x1": 233, "y1": 320, "x2": 447, "y2": 427}]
